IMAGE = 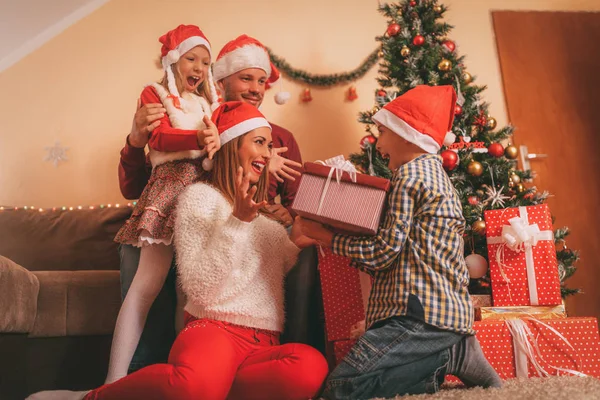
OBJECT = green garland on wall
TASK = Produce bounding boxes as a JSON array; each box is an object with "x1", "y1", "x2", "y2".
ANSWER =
[{"x1": 266, "y1": 48, "x2": 380, "y2": 87}]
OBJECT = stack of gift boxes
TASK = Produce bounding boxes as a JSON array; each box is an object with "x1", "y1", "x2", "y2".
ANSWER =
[{"x1": 293, "y1": 158, "x2": 600, "y2": 378}]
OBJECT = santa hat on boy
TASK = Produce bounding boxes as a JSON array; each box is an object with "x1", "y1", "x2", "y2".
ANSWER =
[
  {"x1": 211, "y1": 101, "x2": 272, "y2": 145},
  {"x1": 159, "y1": 24, "x2": 219, "y2": 109},
  {"x1": 372, "y1": 85, "x2": 457, "y2": 153},
  {"x1": 212, "y1": 35, "x2": 290, "y2": 105}
]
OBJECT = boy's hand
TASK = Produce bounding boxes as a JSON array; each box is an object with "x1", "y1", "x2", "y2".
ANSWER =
[
  {"x1": 269, "y1": 147, "x2": 302, "y2": 183},
  {"x1": 290, "y1": 220, "x2": 319, "y2": 248},
  {"x1": 295, "y1": 217, "x2": 334, "y2": 248},
  {"x1": 199, "y1": 115, "x2": 221, "y2": 159}
]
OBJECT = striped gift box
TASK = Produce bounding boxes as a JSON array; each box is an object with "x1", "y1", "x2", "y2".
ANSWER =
[{"x1": 291, "y1": 162, "x2": 391, "y2": 235}]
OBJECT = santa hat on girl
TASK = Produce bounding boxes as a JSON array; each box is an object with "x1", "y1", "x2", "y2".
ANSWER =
[
  {"x1": 211, "y1": 101, "x2": 271, "y2": 145},
  {"x1": 372, "y1": 85, "x2": 457, "y2": 153},
  {"x1": 212, "y1": 35, "x2": 290, "y2": 105},
  {"x1": 159, "y1": 24, "x2": 219, "y2": 109}
]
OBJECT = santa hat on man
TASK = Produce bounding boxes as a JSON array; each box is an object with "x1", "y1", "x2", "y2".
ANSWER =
[
  {"x1": 211, "y1": 101, "x2": 272, "y2": 145},
  {"x1": 159, "y1": 24, "x2": 219, "y2": 109},
  {"x1": 372, "y1": 85, "x2": 457, "y2": 153},
  {"x1": 212, "y1": 35, "x2": 290, "y2": 105}
]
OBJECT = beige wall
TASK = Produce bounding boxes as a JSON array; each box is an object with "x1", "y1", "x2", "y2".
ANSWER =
[{"x1": 1, "y1": 0, "x2": 599, "y2": 208}]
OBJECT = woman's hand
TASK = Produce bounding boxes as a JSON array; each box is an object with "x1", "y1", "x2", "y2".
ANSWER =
[
  {"x1": 232, "y1": 167, "x2": 268, "y2": 223},
  {"x1": 198, "y1": 115, "x2": 221, "y2": 159},
  {"x1": 268, "y1": 147, "x2": 302, "y2": 183}
]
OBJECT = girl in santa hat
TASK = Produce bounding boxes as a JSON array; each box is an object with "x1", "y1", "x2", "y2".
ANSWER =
[
  {"x1": 29, "y1": 101, "x2": 328, "y2": 400},
  {"x1": 108, "y1": 24, "x2": 221, "y2": 384}
]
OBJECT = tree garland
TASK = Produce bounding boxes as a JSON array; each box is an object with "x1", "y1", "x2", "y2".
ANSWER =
[{"x1": 266, "y1": 48, "x2": 380, "y2": 87}]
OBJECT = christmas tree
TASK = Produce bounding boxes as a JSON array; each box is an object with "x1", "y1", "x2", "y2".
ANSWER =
[{"x1": 350, "y1": 0, "x2": 579, "y2": 297}]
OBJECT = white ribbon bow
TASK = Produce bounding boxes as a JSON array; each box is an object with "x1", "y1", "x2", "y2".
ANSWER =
[
  {"x1": 505, "y1": 318, "x2": 587, "y2": 379},
  {"x1": 314, "y1": 155, "x2": 357, "y2": 216},
  {"x1": 487, "y1": 207, "x2": 554, "y2": 305}
]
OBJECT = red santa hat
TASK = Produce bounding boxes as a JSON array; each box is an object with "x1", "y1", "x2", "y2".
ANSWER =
[
  {"x1": 372, "y1": 85, "x2": 457, "y2": 153},
  {"x1": 211, "y1": 101, "x2": 271, "y2": 146},
  {"x1": 159, "y1": 24, "x2": 219, "y2": 108},
  {"x1": 212, "y1": 35, "x2": 289, "y2": 105}
]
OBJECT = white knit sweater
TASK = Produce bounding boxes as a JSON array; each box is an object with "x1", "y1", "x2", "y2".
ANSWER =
[{"x1": 174, "y1": 183, "x2": 300, "y2": 332}]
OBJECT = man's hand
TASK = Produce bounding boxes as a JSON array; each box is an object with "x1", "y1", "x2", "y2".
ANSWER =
[
  {"x1": 295, "y1": 216, "x2": 334, "y2": 248},
  {"x1": 269, "y1": 147, "x2": 302, "y2": 183},
  {"x1": 264, "y1": 204, "x2": 293, "y2": 227},
  {"x1": 128, "y1": 99, "x2": 166, "y2": 148},
  {"x1": 198, "y1": 115, "x2": 221, "y2": 159}
]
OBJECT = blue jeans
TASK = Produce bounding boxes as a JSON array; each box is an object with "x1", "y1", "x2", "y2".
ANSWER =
[
  {"x1": 323, "y1": 316, "x2": 464, "y2": 399},
  {"x1": 118, "y1": 244, "x2": 177, "y2": 373}
]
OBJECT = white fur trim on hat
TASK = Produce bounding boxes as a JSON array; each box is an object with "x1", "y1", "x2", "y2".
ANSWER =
[
  {"x1": 213, "y1": 45, "x2": 272, "y2": 82},
  {"x1": 372, "y1": 108, "x2": 440, "y2": 154},
  {"x1": 220, "y1": 117, "x2": 271, "y2": 146}
]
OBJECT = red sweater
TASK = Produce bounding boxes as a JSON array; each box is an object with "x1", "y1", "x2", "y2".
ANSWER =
[{"x1": 118, "y1": 122, "x2": 302, "y2": 212}]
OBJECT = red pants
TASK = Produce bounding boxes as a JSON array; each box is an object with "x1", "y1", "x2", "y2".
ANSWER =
[{"x1": 85, "y1": 317, "x2": 328, "y2": 400}]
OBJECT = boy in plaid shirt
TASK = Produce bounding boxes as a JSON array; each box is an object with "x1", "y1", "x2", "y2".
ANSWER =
[{"x1": 298, "y1": 86, "x2": 501, "y2": 399}]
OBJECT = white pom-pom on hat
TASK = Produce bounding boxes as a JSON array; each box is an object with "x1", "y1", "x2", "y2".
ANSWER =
[
  {"x1": 443, "y1": 131, "x2": 456, "y2": 147},
  {"x1": 274, "y1": 91, "x2": 291, "y2": 105}
]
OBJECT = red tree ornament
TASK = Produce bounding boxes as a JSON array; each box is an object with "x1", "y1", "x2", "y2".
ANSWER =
[
  {"x1": 488, "y1": 143, "x2": 505, "y2": 158},
  {"x1": 441, "y1": 150, "x2": 459, "y2": 171},
  {"x1": 442, "y1": 40, "x2": 456, "y2": 52},
  {"x1": 454, "y1": 104, "x2": 462, "y2": 115},
  {"x1": 468, "y1": 196, "x2": 480, "y2": 205},
  {"x1": 347, "y1": 86, "x2": 358, "y2": 101},
  {"x1": 474, "y1": 111, "x2": 488, "y2": 127},
  {"x1": 412, "y1": 35, "x2": 425, "y2": 46},
  {"x1": 410, "y1": 1, "x2": 417, "y2": 6},
  {"x1": 377, "y1": 90, "x2": 387, "y2": 97},
  {"x1": 387, "y1": 23, "x2": 401, "y2": 37},
  {"x1": 301, "y1": 88, "x2": 312, "y2": 102},
  {"x1": 360, "y1": 135, "x2": 377, "y2": 149}
]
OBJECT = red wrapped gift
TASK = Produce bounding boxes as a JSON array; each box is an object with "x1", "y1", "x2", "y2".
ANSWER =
[
  {"x1": 474, "y1": 317, "x2": 600, "y2": 379},
  {"x1": 484, "y1": 204, "x2": 562, "y2": 306},
  {"x1": 292, "y1": 157, "x2": 391, "y2": 235},
  {"x1": 318, "y1": 248, "x2": 371, "y2": 341},
  {"x1": 333, "y1": 339, "x2": 357, "y2": 365}
]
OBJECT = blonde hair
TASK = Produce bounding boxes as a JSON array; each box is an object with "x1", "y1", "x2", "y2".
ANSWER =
[{"x1": 204, "y1": 135, "x2": 270, "y2": 206}]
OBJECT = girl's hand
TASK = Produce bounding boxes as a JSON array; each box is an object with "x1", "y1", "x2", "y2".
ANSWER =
[
  {"x1": 198, "y1": 115, "x2": 221, "y2": 159},
  {"x1": 268, "y1": 147, "x2": 302, "y2": 183},
  {"x1": 232, "y1": 167, "x2": 267, "y2": 223}
]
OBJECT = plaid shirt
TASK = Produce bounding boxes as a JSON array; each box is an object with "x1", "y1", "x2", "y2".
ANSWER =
[{"x1": 332, "y1": 154, "x2": 474, "y2": 334}]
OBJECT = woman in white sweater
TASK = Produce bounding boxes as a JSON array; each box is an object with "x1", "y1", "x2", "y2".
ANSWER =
[{"x1": 73, "y1": 101, "x2": 328, "y2": 400}]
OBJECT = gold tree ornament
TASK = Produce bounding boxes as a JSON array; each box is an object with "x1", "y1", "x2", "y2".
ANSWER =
[
  {"x1": 438, "y1": 59, "x2": 452, "y2": 72},
  {"x1": 400, "y1": 45, "x2": 411, "y2": 57},
  {"x1": 486, "y1": 116, "x2": 497, "y2": 130},
  {"x1": 467, "y1": 160, "x2": 484, "y2": 176},
  {"x1": 462, "y1": 71, "x2": 472, "y2": 84},
  {"x1": 510, "y1": 173, "x2": 521, "y2": 184},
  {"x1": 472, "y1": 220, "x2": 486, "y2": 236},
  {"x1": 433, "y1": 5, "x2": 442, "y2": 13},
  {"x1": 505, "y1": 145, "x2": 518, "y2": 159}
]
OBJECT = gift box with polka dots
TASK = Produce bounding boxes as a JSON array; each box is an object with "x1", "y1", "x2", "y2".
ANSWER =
[{"x1": 484, "y1": 204, "x2": 562, "y2": 306}]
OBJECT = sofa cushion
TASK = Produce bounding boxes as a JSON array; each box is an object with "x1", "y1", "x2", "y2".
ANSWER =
[
  {"x1": 30, "y1": 270, "x2": 121, "y2": 337},
  {"x1": 0, "y1": 256, "x2": 39, "y2": 333},
  {"x1": 0, "y1": 207, "x2": 131, "y2": 271}
]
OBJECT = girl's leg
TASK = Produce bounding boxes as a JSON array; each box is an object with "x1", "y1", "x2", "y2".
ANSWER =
[
  {"x1": 105, "y1": 244, "x2": 173, "y2": 383},
  {"x1": 87, "y1": 320, "x2": 247, "y2": 400},
  {"x1": 228, "y1": 343, "x2": 329, "y2": 400}
]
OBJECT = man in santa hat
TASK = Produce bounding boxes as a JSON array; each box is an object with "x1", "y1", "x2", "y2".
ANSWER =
[{"x1": 117, "y1": 35, "x2": 321, "y2": 372}]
